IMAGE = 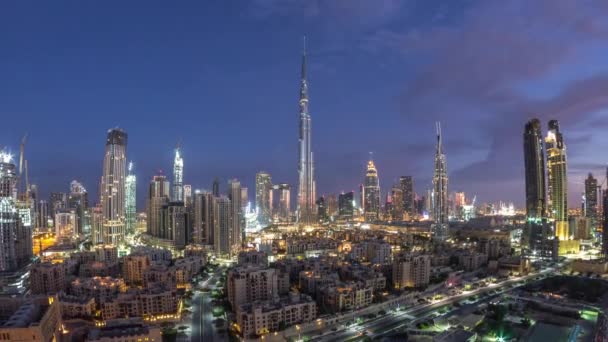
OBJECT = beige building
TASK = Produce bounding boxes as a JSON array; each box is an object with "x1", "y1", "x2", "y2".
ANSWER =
[
  {"x1": 227, "y1": 266, "x2": 280, "y2": 311},
  {"x1": 393, "y1": 254, "x2": 431, "y2": 289},
  {"x1": 59, "y1": 294, "x2": 96, "y2": 319},
  {"x1": 95, "y1": 245, "x2": 119, "y2": 263},
  {"x1": 319, "y1": 282, "x2": 373, "y2": 313},
  {"x1": 71, "y1": 277, "x2": 127, "y2": 306},
  {"x1": 122, "y1": 254, "x2": 151, "y2": 285},
  {"x1": 29, "y1": 262, "x2": 67, "y2": 295},
  {"x1": 87, "y1": 323, "x2": 162, "y2": 342},
  {"x1": 101, "y1": 288, "x2": 178, "y2": 320},
  {"x1": 236, "y1": 293, "x2": 317, "y2": 338},
  {"x1": 0, "y1": 296, "x2": 62, "y2": 342}
]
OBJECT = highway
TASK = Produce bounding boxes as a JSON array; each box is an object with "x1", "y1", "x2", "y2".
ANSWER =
[{"x1": 311, "y1": 267, "x2": 554, "y2": 341}]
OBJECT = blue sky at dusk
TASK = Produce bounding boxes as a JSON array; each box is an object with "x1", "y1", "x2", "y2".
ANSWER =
[{"x1": 2, "y1": 0, "x2": 608, "y2": 209}]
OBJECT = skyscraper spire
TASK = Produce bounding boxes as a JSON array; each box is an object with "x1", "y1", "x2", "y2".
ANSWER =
[
  {"x1": 432, "y1": 122, "x2": 448, "y2": 241},
  {"x1": 173, "y1": 145, "x2": 184, "y2": 202},
  {"x1": 297, "y1": 36, "x2": 315, "y2": 226}
]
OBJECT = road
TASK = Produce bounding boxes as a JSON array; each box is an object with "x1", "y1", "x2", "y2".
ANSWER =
[
  {"x1": 312, "y1": 267, "x2": 555, "y2": 341},
  {"x1": 190, "y1": 267, "x2": 227, "y2": 342}
]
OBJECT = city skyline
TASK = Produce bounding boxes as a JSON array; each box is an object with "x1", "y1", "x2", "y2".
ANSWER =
[{"x1": 3, "y1": 1, "x2": 608, "y2": 209}]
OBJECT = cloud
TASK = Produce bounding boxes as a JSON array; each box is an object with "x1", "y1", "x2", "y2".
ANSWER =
[{"x1": 363, "y1": 0, "x2": 608, "y2": 203}]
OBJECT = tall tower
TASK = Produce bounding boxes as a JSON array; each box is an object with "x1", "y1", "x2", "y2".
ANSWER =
[
  {"x1": 147, "y1": 175, "x2": 170, "y2": 238},
  {"x1": 400, "y1": 176, "x2": 415, "y2": 220},
  {"x1": 228, "y1": 179, "x2": 242, "y2": 253},
  {"x1": 363, "y1": 157, "x2": 380, "y2": 222},
  {"x1": 276, "y1": 183, "x2": 291, "y2": 222},
  {"x1": 523, "y1": 118, "x2": 553, "y2": 256},
  {"x1": 297, "y1": 37, "x2": 316, "y2": 226},
  {"x1": 584, "y1": 173, "x2": 598, "y2": 227},
  {"x1": 125, "y1": 162, "x2": 136, "y2": 235},
  {"x1": 0, "y1": 151, "x2": 19, "y2": 271},
  {"x1": 545, "y1": 120, "x2": 569, "y2": 241},
  {"x1": 432, "y1": 123, "x2": 449, "y2": 240},
  {"x1": 173, "y1": 146, "x2": 184, "y2": 202},
  {"x1": 100, "y1": 128, "x2": 127, "y2": 245},
  {"x1": 255, "y1": 172, "x2": 273, "y2": 225}
]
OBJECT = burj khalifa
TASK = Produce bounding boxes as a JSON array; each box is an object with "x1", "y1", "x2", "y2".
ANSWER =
[{"x1": 297, "y1": 37, "x2": 316, "y2": 226}]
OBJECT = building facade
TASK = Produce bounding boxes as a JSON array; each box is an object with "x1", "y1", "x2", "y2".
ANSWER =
[{"x1": 100, "y1": 128, "x2": 128, "y2": 245}]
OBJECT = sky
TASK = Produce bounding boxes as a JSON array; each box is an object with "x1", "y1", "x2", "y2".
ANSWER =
[{"x1": 2, "y1": 0, "x2": 608, "y2": 210}]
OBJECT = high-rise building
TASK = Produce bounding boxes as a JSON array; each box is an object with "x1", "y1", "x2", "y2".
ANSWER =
[
  {"x1": 275, "y1": 183, "x2": 291, "y2": 222},
  {"x1": 54, "y1": 209, "x2": 76, "y2": 239},
  {"x1": 327, "y1": 194, "x2": 338, "y2": 218},
  {"x1": 240, "y1": 187, "x2": 248, "y2": 209},
  {"x1": 602, "y1": 189, "x2": 608, "y2": 258},
  {"x1": 546, "y1": 120, "x2": 568, "y2": 240},
  {"x1": 184, "y1": 185, "x2": 192, "y2": 206},
  {"x1": 228, "y1": 179, "x2": 242, "y2": 252},
  {"x1": 584, "y1": 173, "x2": 598, "y2": 228},
  {"x1": 214, "y1": 196, "x2": 232, "y2": 256},
  {"x1": 400, "y1": 176, "x2": 415, "y2": 220},
  {"x1": 432, "y1": 123, "x2": 448, "y2": 241},
  {"x1": 0, "y1": 151, "x2": 32, "y2": 271},
  {"x1": 523, "y1": 119, "x2": 554, "y2": 257},
  {"x1": 316, "y1": 196, "x2": 327, "y2": 222},
  {"x1": 172, "y1": 147, "x2": 183, "y2": 202},
  {"x1": 255, "y1": 172, "x2": 272, "y2": 225},
  {"x1": 36, "y1": 200, "x2": 49, "y2": 231},
  {"x1": 68, "y1": 180, "x2": 88, "y2": 235},
  {"x1": 391, "y1": 185, "x2": 404, "y2": 221},
  {"x1": 100, "y1": 128, "x2": 127, "y2": 245},
  {"x1": 212, "y1": 178, "x2": 220, "y2": 197},
  {"x1": 297, "y1": 38, "x2": 316, "y2": 226},
  {"x1": 338, "y1": 191, "x2": 354, "y2": 220},
  {"x1": 147, "y1": 175, "x2": 170, "y2": 238},
  {"x1": 125, "y1": 162, "x2": 136, "y2": 235},
  {"x1": 165, "y1": 202, "x2": 188, "y2": 248},
  {"x1": 363, "y1": 158, "x2": 380, "y2": 222},
  {"x1": 193, "y1": 190, "x2": 216, "y2": 245}
]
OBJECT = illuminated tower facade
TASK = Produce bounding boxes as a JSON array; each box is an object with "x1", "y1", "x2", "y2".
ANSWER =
[
  {"x1": 584, "y1": 173, "x2": 598, "y2": 228},
  {"x1": 255, "y1": 172, "x2": 272, "y2": 225},
  {"x1": 228, "y1": 179, "x2": 242, "y2": 253},
  {"x1": 400, "y1": 176, "x2": 415, "y2": 220},
  {"x1": 173, "y1": 147, "x2": 183, "y2": 202},
  {"x1": 276, "y1": 183, "x2": 291, "y2": 222},
  {"x1": 125, "y1": 162, "x2": 136, "y2": 235},
  {"x1": 363, "y1": 158, "x2": 380, "y2": 222},
  {"x1": 297, "y1": 38, "x2": 316, "y2": 226},
  {"x1": 100, "y1": 128, "x2": 127, "y2": 245},
  {"x1": 523, "y1": 118, "x2": 554, "y2": 257},
  {"x1": 432, "y1": 123, "x2": 448, "y2": 241},
  {"x1": 545, "y1": 120, "x2": 570, "y2": 244},
  {"x1": 147, "y1": 175, "x2": 170, "y2": 238}
]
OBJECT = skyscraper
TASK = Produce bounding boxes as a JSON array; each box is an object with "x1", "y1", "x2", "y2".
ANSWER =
[
  {"x1": 400, "y1": 176, "x2": 415, "y2": 220},
  {"x1": 212, "y1": 177, "x2": 220, "y2": 197},
  {"x1": 214, "y1": 196, "x2": 232, "y2": 256},
  {"x1": 100, "y1": 128, "x2": 127, "y2": 245},
  {"x1": 584, "y1": 173, "x2": 598, "y2": 228},
  {"x1": 338, "y1": 191, "x2": 354, "y2": 220},
  {"x1": 125, "y1": 162, "x2": 136, "y2": 235},
  {"x1": 0, "y1": 151, "x2": 32, "y2": 271},
  {"x1": 523, "y1": 118, "x2": 554, "y2": 257},
  {"x1": 276, "y1": 183, "x2": 291, "y2": 222},
  {"x1": 228, "y1": 179, "x2": 242, "y2": 252},
  {"x1": 147, "y1": 175, "x2": 170, "y2": 238},
  {"x1": 193, "y1": 190, "x2": 216, "y2": 245},
  {"x1": 391, "y1": 185, "x2": 404, "y2": 221},
  {"x1": 297, "y1": 38, "x2": 316, "y2": 226},
  {"x1": 432, "y1": 123, "x2": 448, "y2": 241},
  {"x1": 363, "y1": 158, "x2": 381, "y2": 222},
  {"x1": 68, "y1": 180, "x2": 88, "y2": 235},
  {"x1": 173, "y1": 147, "x2": 183, "y2": 202},
  {"x1": 255, "y1": 172, "x2": 272, "y2": 225},
  {"x1": 546, "y1": 120, "x2": 568, "y2": 240}
]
